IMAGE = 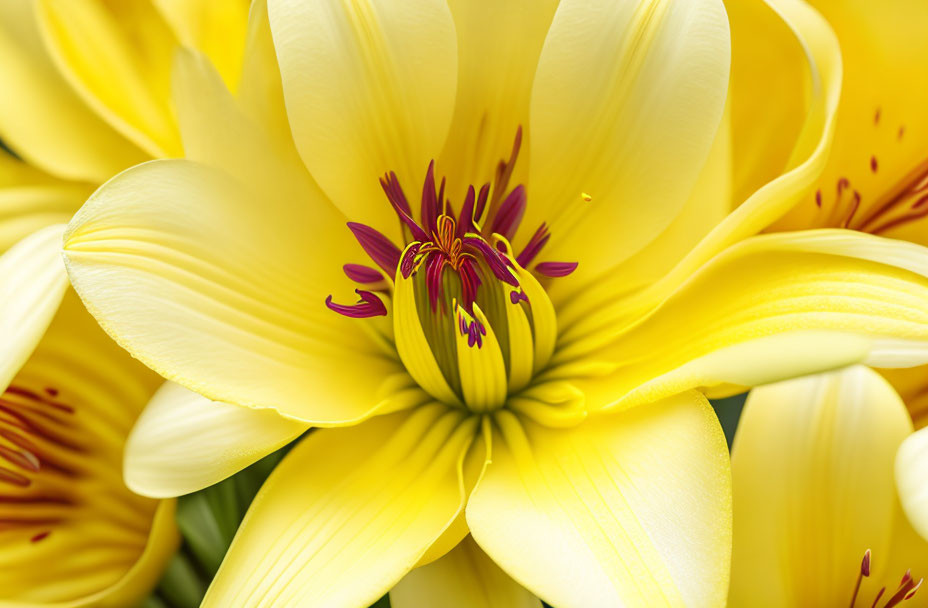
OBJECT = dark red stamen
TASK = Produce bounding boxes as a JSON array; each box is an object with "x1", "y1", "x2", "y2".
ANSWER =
[
  {"x1": 343, "y1": 264, "x2": 384, "y2": 284},
  {"x1": 347, "y1": 223, "x2": 401, "y2": 276},
  {"x1": 871, "y1": 156, "x2": 879, "y2": 173},
  {"x1": 325, "y1": 290, "x2": 387, "y2": 318},
  {"x1": 421, "y1": 160, "x2": 440, "y2": 233},
  {"x1": 490, "y1": 185, "x2": 527, "y2": 241},
  {"x1": 517, "y1": 223, "x2": 551, "y2": 268},
  {"x1": 535, "y1": 262, "x2": 579, "y2": 278},
  {"x1": 30, "y1": 531, "x2": 50, "y2": 543}
]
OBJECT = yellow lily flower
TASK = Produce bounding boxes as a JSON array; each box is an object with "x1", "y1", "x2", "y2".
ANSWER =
[
  {"x1": 58, "y1": 0, "x2": 928, "y2": 605},
  {"x1": 0, "y1": 0, "x2": 250, "y2": 252},
  {"x1": 729, "y1": 366, "x2": 928, "y2": 608},
  {"x1": 0, "y1": 226, "x2": 178, "y2": 606},
  {"x1": 756, "y1": 0, "x2": 928, "y2": 562}
]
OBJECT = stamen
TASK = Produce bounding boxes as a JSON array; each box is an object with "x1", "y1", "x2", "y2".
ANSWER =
[
  {"x1": 490, "y1": 185, "x2": 527, "y2": 241},
  {"x1": 343, "y1": 264, "x2": 384, "y2": 284},
  {"x1": 325, "y1": 290, "x2": 387, "y2": 318},
  {"x1": 517, "y1": 223, "x2": 551, "y2": 268},
  {"x1": 347, "y1": 222, "x2": 401, "y2": 275},
  {"x1": 535, "y1": 262, "x2": 579, "y2": 278},
  {"x1": 849, "y1": 549, "x2": 870, "y2": 608}
]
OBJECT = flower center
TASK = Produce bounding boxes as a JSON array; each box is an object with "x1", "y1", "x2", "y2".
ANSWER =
[{"x1": 327, "y1": 129, "x2": 577, "y2": 412}]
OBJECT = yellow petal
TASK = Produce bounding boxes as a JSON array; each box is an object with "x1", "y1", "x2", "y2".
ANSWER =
[
  {"x1": 202, "y1": 404, "x2": 478, "y2": 607},
  {"x1": 152, "y1": 0, "x2": 251, "y2": 92},
  {"x1": 557, "y1": 230, "x2": 928, "y2": 412},
  {"x1": 267, "y1": 0, "x2": 458, "y2": 237},
  {"x1": 521, "y1": 0, "x2": 731, "y2": 278},
  {"x1": 729, "y1": 366, "x2": 912, "y2": 606},
  {"x1": 37, "y1": 0, "x2": 182, "y2": 157},
  {"x1": 0, "y1": 0, "x2": 147, "y2": 182},
  {"x1": 454, "y1": 304, "x2": 507, "y2": 412},
  {"x1": 0, "y1": 289, "x2": 177, "y2": 606},
  {"x1": 125, "y1": 381, "x2": 308, "y2": 499},
  {"x1": 466, "y1": 391, "x2": 731, "y2": 608},
  {"x1": 437, "y1": 0, "x2": 558, "y2": 194},
  {"x1": 775, "y1": 0, "x2": 928, "y2": 245},
  {"x1": 897, "y1": 427, "x2": 928, "y2": 543},
  {"x1": 392, "y1": 536, "x2": 541, "y2": 608},
  {"x1": 63, "y1": 159, "x2": 404, "y2": 424},
  {"x1": 0, "y1": 224, "x2": 68, "y2": 390}
]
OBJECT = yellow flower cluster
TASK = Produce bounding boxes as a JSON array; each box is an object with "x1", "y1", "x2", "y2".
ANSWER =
[{"x1": 1, "y1": 0, "x2": 927, "y2": 607}]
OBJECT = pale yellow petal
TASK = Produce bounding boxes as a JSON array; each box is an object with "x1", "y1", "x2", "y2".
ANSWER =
[
  {"x1": 555, "y1": 230, "x2": 928, "y2": 413},
  {"x1": 64, "y1": 160, "x2": 405, "y2": 424},
  {"x1": 729, "y1": 366, "x2": 912, "y2": 607},
  {"x1": 268, "y1": 0, "x2": 458, "y2": 237},
  {"x1": 152, "y1": 0, "x2": 251, "y2": 92},
  {"x1": 125, "y1": 381, "x2": 308, "y2": 499},
  {"x1": 467, "y1": 391, "x2": 731, "y2": 608},
  {"x1": 0, "y1": 289, "x2": 177, "y2": 607},
  {"x1": 392, "y1": 536, "x2": 541, "y2": 608},
  {"x1": 0, "y1": 224, "x2": 68, "y2": 390},
  {"x1": 437, "y1": 0, "x2": 558, "y2": 195},
  {"x1": 0, "y1": 0, "x2": 147, "y2": 181},
  {"x1": 897, "y1": 426, "x2": 928, "y2": 543},
  {"x1": 37, "y1": 0, "x2": 182, "y2": 157},
  {"x1": 522, "y1": 0, "x2": 730, "y2": 278},
  {"x1": 203, "y1": 404, "x2": 478, "y2": 607}
]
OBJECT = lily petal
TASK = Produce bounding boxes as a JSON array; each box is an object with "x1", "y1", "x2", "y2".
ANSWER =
[
  {"x1": 392, "y1": 536, "x2": 541, "y2": 608},
  {"x1": 37, "y1": 0, "x2": 183, "y2": 157},
  {"x1": 202, "y1": 404, "x2": 477, "y2": 607},
  {"x1": 897, "y1": 427, "x2": 928, "y2": 543},
  {"x1": 467, "y1": 391, "x2": 731, "y2": 608},
  {"x1": 0, "y1": 0, "x2": 147, "y2": 181},
  {"x1": 124, "y1": 382, "x2": 308, "y2": 499},
  {"x1": 729, "y1": 366, "x2": 911, "y2": 606},
  {"x1": 152, "y1": 0, "x2": 251, "y2": 93},
  {"x1": 0, "y1": 224, "x2": 68, "y2": 391},
  {"x1": 522, "y1": 0, "x2": 730, "y2": 278},
  {"x1": 63, "y1": 160, "x2": 403, "y2": 425},
  {"x1": 557, "y1": 230, "x2": 928, "y2": 412},
  {"x1": 268, "y1": 0, "x2": 458, "y2": 237},
  {"x1": 437, "y1": 0, "x2": 558, "y2": 195},
  {"x1": 0, "y1": 289, "x2": 177, "y2": 607}
]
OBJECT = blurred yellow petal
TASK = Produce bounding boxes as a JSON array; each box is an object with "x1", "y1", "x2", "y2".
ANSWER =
[
  {"x1": 521, "y1": 0, "x2": 730, "y2": 278},
  {"x1": 897, "y1": 427, "x2": 928, "y2": 543},
  {"x1": 0, "y1": 0, "x2": 147, "y2": 182},
  {"x1": 64, "y1": 160, "x2": 406, "y2": 424},
  {"x1": 0, "y1": 225, "x2": 68, "y2": 390},
  {"x1": 268, "y1": 0, "x2": 458, "y2": 237},
  {"x1": 152, "y1": 0, "x2": 251, "y2": 92},
  {"x1": 203, "y1": 404, "x2": 478, "y2": 607},
  {"x1": 0, "y1": 290, "x2": 177, "y2": 607},
  {"x1": 775, "y1": 0, "x2": 928, "y2": 245},
  {"x1": 392, "y1": 536, "x2": 541, "y2": 608},
  {"x1": 466, "y1": 392, "x2": 731, "y2": 608},
  {"x1": 37, "y1": 0, "x2": 182, "y2": 157},
  {"x1": 557, "y1": 230, "x2": 928, "y2": 413},
  {"x1": 125, "y1": 381, "x2": 308, "y2": 499},
  {"x1": 437, "y1": 0, "x2": 558, "y2": 195},
  {"x1": 729, "y1": 366, "x2": 912, "y2": 607},
  {"x1": 0, "y1": 153, "x2": 91, "y2": 253}
]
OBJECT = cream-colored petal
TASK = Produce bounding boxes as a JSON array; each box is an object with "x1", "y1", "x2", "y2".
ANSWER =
[
  {"x1": 0, "y1": 224, "x2": 68, "y2": 390},
  {"x1": 268, "y1": 0, "x2": 458, "y2": 237},
  {"x1": 392, "y1": 536, "x2": 540, "y2": 608},
  {"x1": 467, "y1": 391, "x2": 731, "y2": 608},
  {"x1": 897, "y1": 427, "x2": 928, "y2": 543},
  {"x1": 437, "y1": 0, "x2": 558, "y2": 195},
  {"x1": 729, "y1": 366, "x2": 912, "y2": 607},
  {"x1": 0, "y1": 289, "x2": 177, "y2": 607},
  {"x1": 152, "y1": 0, "x2": 251, "y2": 92},
  {"x1": 37, "y1": 0, "x2": 182, "y2": 157},
  {"x1": 64, "y1": 159, "x2": 404, "y2": 424},
  {"x1": 555, "y1": 230, "x2": 928, "y2": 413},
  {"x1": 0, "y1": 0, "x2": 147, "y2": 182},
  {"x1": 203, "y1": 404, "x2": 478, "y2": 607},
  {"x1": 125, "y1": 381, "x2": 308, "y2": 499},
  {"x1": 522, "y1": 0, "x2": 730, "y2": 279}
]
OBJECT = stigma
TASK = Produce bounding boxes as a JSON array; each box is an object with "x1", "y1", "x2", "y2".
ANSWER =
[{"x1": 327, "y1": 129, "x2": 577, "y2": 411}]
